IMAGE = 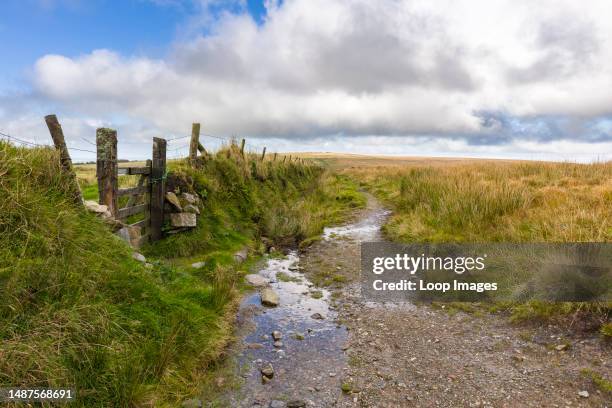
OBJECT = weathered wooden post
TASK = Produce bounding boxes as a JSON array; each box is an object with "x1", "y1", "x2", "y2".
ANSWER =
[
  {"x1": 273, "y1": 152, "x2": 277, "y2": 161},
  {"x1": 240, "y1": 139, "x2": 245, "y2": 156},
  {"x1": 96, "y1": 128, "x2": 118, "y2": 217},
  {"x1": 45, "y1": 114, "x2": 83, "y2": 204},
  {"x1": 150, "y1": 137, "x2": 167, "y2": 241},
  {"x1": 189, "y1": 123, "x2": 200, "y2": 166},
  {"x1": 143, "y1": 159, "x2": 152, "y2": 241},
  {"x1": 261, "y1": 147, "x2": 266, "y2": 161}
]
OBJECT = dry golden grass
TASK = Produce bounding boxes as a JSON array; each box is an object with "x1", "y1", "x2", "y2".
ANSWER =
[{"x1": 292, "y1": 153, "x2": 611, "y2": 243}]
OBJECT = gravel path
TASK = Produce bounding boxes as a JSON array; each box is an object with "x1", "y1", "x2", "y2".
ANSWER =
[{"x1": 223, "y1": 195, "x2": 611, "y2": 408}]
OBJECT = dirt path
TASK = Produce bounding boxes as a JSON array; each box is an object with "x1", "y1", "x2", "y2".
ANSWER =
[{"x1": 223, "y1": 195, "x2": 610, "y2": 408}]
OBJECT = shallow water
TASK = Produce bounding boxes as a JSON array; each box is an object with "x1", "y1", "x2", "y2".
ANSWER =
[{"x1": 227, "y1": 201, "x2": 391, "y2": 406}]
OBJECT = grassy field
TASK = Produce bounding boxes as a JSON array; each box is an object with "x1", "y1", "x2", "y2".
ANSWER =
[
  {"x1": 0, "y1": 142, "x2": 364, "y2": 407},
  {"x1": 298, "y1": 153, "x2": 612, "y2": 327}
]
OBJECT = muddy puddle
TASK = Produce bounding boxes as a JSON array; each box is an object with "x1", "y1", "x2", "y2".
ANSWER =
[{"x1": 225, "y1": 200, "x2": 390, "y2": 407}]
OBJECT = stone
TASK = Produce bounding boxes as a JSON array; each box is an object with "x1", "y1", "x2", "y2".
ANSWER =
[
  {"x1": 165, "y1": 192, "x2": 183, "y2": 211},
  {"x1": 191, "y1": 261, "x2": 206, "y2": 269},
  {"x1": 272, "y1": 330, "x2": 282, "y2": 340},
  {"x1": 260, "y1": 288, "x2": 279, "y2": 307},
  {"x1": 170, "y1": 213, "x2": 197, "y2": 228},
  {"x1": 311, "y1": 313, "x2": 325, "y2": 320},
  {"x1": 269, "y1": 401, "x2": 286, "y2": 408},
  {"x1": 246, "y1": 343, "x2": 264, "y2": 349},
  {"x1": 182, "y1": 192, "x2": 198, "y2": 205},
  {"x1": 184, "y1": 204, "x2": 200, "y2": 215},
  {"x1": 286, "y1": 400, "x2": 306, "y2": 408},
  {"x1": 578, "y1": 390, "x2": 589, "y2": 398},
  {"x1": 132, "y1": 252, "x2": 146, "y2": 263},
  {"x1": 260, "y1": 363, "x2": 274, "y2": 378},
  {"x1": 273, "y1": 341, "x2": 283, "y2": 348},
  {"x1": 181, "y1": 399, "x2": 203, "y2": 408},
  {"x1": 117, "y1": 225, "x2": 143, "y2": 248},
  {"x1": 246, "y1": 274, "x2": 269, "y2": 287},
  {"x1": 84, "y1": 200, "x2": 108, "y2": 214},
  {"x1": 234, "y1": 248, "x2": 248, "y2": 263},
  {"x1": 555, "y1": 344, "x2": 568, "y2": 351}
]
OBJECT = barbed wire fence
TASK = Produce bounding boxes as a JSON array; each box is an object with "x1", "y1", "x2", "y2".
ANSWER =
[{"x1": 1, "y1": 122, "x2": 299, "y2": 165}]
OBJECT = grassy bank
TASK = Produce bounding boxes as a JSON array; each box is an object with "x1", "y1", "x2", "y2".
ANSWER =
[
  {"x1": 344, "y1": 159, "x2": 611, "y2": 326},
  {"x1": 0, "y1": 141, "x2": 363, "y2": 407}
]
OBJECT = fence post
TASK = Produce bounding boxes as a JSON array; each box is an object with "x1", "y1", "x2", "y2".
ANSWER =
[
  {"x1": 240, "y1": 139, "x2": 245, "y2": 156},
  {"x1": 143, "y1": 159, "x2": 152, "y2": 242},
  {"x1": 150, "y1": 137, "x2": 167, "y2": 241},
  {"x1": 273, "y1": 152, "x2": 277, "y2": 161},
  {"x1": 96, "y1": 128, "x2": 118, "y2": 217},
  {"x1": 45, "y1": 114, "x2": 83, "y2": 205},
  {"x1": 261, "y1": 147, "x2": 266, "y2": 161},
  {"x1": 190, "y1": 123, "x2": 200, "y2": 166}
]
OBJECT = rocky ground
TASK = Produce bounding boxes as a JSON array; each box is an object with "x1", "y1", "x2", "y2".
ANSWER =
[{"x1": 214, "y1": 196, "x2": 610, "y2": 408}]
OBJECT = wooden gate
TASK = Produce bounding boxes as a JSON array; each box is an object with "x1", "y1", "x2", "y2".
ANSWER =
[{"x1": 96, "y1": 129, "x2": 166, "y2": 245}]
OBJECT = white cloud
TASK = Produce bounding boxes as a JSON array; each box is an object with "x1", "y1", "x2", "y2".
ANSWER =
[{"x1": 3, "y1": 0, "x2": 612, "y2": 161}]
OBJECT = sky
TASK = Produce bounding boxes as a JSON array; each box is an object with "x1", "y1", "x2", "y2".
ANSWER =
[{"x1": 0, "y1": 0, "x2": 611, "y2": 162}]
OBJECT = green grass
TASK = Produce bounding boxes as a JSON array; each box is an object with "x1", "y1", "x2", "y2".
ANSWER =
[
  {"x1": 581, "y1": 369, "x2": 612, "y2": 393},
  {"x1": 0, "y1": 141, "x2": 363, "y2": 407}
]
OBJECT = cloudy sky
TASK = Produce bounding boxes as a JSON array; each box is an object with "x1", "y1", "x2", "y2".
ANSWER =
[{"x1": 1, "y1": 0, "x2": 611, "y2": 162}]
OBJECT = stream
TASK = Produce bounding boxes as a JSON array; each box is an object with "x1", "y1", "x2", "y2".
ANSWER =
[{"x1": 225, "y1": 198, "x2": 390, "y2": 407}]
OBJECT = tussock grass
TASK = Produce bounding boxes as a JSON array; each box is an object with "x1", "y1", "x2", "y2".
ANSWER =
[
  {"x1": 1, "y1": 141, "x2": 363, "y2": 407},
  {"x1": 347, "y1": 160, "x2": 611, "y2": 326},
  {"x1": 349, "y1": 161, "x2": 611, "y2": 242}
]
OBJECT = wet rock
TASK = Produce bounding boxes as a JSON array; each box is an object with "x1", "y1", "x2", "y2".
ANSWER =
[
  {"x1": 132, "y1": 252, "x2": 146, "y2": 263},
  {"x1": 272, "y1": 330, "x2": 282, "y2": 340},
  {"x1": 311, "y1": 313, "x2": 325, "y2": 320},
  {"x1": 246, "y1": 274, "x2": 269, "y2": 287},
  {"x1": 273, "y1": 341, "x2": 284, "y2": 348},
  {"x1": 246, "y1": 343, "x2": 264, "y2": 349},
  {"x1": 286, "y1": 401, "x2": 306, "y2": 408},
  {"x1": 181, "y1": 399, "x2": 203, "y2": 408},
  {"x1": 184, "y1": 204, "x2": 200, "y2": 215},
  {"x1": 269, "y1": 401, "x2": 286, "y2": 408},
  {"x1": 261, "y1": 288, "x2": 279, "y2": 307},
  {"x1": 191, "y1": 261, "x2": 205, "y2": 269},
  {"x1": 170, "y1": 213, "x2": 196, "y2": 228},
  {"x1": 261, "y1": 363, "x2": 274, "y2": 378},
  {"x1": 165, "y1": 192, "x2": 182, "y2": 211},
  {"x1": 578, "y1": 390, "x2": 589, "y2": 398}
]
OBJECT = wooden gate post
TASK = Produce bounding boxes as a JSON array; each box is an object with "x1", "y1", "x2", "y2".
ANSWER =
[
  {"x1": 190, "y1": 123, "x2": 200, "y2": 166},
  {"x1": 45, "y1": 114, "x2": 83, "y2": 204},
  {"x1": 150, "y1": 137, "x2": 167, "y2": 241},
  {"x1": 96, "y1": 128, "x2": 118, "y2": 217}
]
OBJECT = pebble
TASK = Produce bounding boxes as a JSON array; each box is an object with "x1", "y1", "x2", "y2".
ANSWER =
[
  {"x1": 273, "y1": 341, "x2": 284, "y2": 348},
  {"x1": 272, "y1": 330, "x2": 282, "y2": 340},
  {"x1": 261, "y1": 363, "x2": 274, "y2": 378},
  {"x1": 577, "y1": 390, "x2": 589, "y2": 398}
]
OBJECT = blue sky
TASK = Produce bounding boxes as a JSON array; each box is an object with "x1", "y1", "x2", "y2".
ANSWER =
[
  {"x1": 0, "y1": 0, "x2": 611, "y2": 162},
  {"x1": 0, "y1": 0, "x2": 267, "y2": 87}
]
